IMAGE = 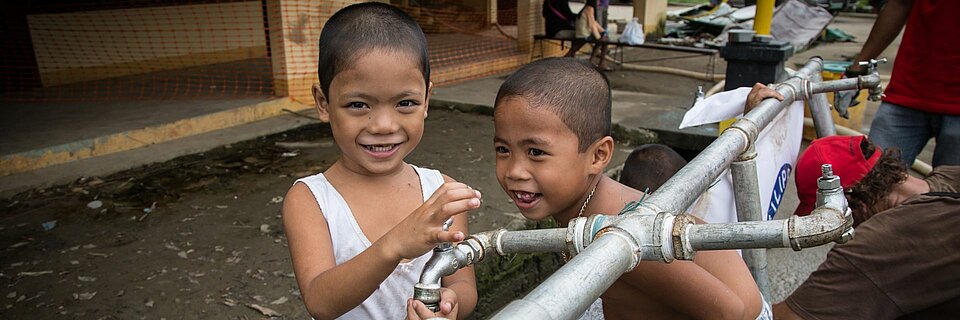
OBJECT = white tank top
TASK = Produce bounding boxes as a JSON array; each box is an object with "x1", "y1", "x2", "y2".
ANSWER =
[{"x1": 296, "y1": 165, "x2": 445, "y2": 319}]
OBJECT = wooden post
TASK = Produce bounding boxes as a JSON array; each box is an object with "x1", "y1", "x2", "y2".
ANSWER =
[
  {"x1": 266, "y1": 0, "x2": 356, "y2": 103},
  {"x1": 516, "y1": 0, "x2": 544, "y2": 54},
  {"x1": 633, "y1": 0, "x2": 667, "y2": 36},
  {"x1": 487, "y1": 0, "x2": 498, "y2": 26}
]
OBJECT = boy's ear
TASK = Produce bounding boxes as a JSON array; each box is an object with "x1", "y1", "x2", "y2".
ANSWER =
[
  {"x1": 312, "y1": 84, "x2": 330, "y2": 123},
  {"x1": 587, "y1": 136, "x2": 615, "y2": 174},
  {"x1": 424, "y1": 81, "x2": 434, "y2": 119}
]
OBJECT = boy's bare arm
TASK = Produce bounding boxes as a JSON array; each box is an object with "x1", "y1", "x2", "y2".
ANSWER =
[{"x1": 284, "y1": 182, "x2": 480, "y2": 319}]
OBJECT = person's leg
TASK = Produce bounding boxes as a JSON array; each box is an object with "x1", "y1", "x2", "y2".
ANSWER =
[
  {"x1": 565, "y1": 40, "x2": 586, "y2": 57},
  {"x1": 932, "y1": 114, "x2": 960, "y2": 166},
  {"x1": 596, "y1": 44, "x2": 610, "y2": 70},
  {"x1": 867, "y1": 101, "x2": 933, "y2": 167}
]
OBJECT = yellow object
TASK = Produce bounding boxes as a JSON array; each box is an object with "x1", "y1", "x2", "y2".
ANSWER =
[
  {"x1": 719, "y1": 118, "x2": 736, "y2": 134},
  {"x1": 754, "y1": 0, "x2": 774, "y2": 35}
]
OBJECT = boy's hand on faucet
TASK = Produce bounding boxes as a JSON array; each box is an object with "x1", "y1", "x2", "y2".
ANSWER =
[
  {"x1": 406, "y1": 288, "x2": 459, "y2": 320},
  {"x1": 383, "y1": 182, "x2": 481, "y2": 261}
]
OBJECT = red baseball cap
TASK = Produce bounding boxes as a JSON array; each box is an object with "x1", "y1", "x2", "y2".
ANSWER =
[{"x1": 794, "y1": 135, "x2": 881, "y2": 216}]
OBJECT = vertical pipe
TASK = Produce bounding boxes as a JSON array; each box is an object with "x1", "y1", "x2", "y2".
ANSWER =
[
  {"x1": 808, "y1": 72, "x2": 838, "y2": 137},
  {"x1": 729, "y1": 145, "x2": 771, "y2": 299},
  {"x1": 754, "y1": 0, "x2": 775, "y2": 35}
]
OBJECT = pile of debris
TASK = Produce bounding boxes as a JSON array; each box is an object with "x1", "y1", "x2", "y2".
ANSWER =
[{"x1": 658, "y1": 0, "x2": 848, "y2": 51}]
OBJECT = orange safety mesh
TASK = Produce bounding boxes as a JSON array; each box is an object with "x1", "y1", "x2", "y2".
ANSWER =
[{"x1": 0, "y1": 0, "x2": 533, "y2": 103}]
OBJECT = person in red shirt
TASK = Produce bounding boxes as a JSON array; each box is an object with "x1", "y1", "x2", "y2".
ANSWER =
[{"x1": 846, "y1": 0, "x2": 960, "y2": 168}]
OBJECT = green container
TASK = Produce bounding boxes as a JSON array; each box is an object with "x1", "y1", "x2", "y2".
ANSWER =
[{"x1": 822, "y1": 60, "x2": 853, "y2": 73}]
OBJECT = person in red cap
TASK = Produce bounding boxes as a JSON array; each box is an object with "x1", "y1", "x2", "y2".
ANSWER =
[{"x1": 771, "y1": 135, "x2": 960, "y2": 319}]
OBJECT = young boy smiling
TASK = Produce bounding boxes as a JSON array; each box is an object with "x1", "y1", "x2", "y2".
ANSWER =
[{"x1": 493, "y1": 58, "x2": 765, "y2": 319}]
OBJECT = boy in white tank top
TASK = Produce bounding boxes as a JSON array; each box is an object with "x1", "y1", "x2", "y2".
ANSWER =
[{"x1": 282, "y1": 3, "x2": 479, "y2": 319}]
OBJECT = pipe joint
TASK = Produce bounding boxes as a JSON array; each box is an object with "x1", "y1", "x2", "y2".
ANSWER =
[
  {"x1": 726, "y1": 118, "x2": 760, "y2": 152},
  {"x1": 566, "y1": 214, "x2": 614, "y2": 259},
  {"x1": 671, "y1": 214, "x2": 697, "y2": 260},
  {"x1": 593, "y1": 226, "x2": 641, "y2": 271},
  {"x1": 607, "y1": 210, "x2": 670, "y2": 263}
]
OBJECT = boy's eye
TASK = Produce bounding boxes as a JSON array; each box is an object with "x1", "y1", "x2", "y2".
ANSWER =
[
  {"x1": 347, "y1": 102, "x2": 368, "y2": 109},
  {"x1": 495, "y1": 146, "x2": 509, "y2": 154},
  {"x1": 528, "y1": 148, "x2": 545, "y2": 157},
  {"x1": 398, "y1": 100, "x2": 419, "y2": 108}
]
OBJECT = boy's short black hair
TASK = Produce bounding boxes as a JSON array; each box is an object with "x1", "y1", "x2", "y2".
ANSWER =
[
  {"x1": 494, "y1": 58, "x2": 612, "y2": 152},
  {"x1": 317, "y1": 2, "x2": 430, "y2": 100},
  {"x1": 619, "y1": 144, "x2": 687, "y2": 193}
]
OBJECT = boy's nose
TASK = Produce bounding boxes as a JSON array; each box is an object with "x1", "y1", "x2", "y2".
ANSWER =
[
  {"x1": 504, "y1": 160, "x2": 532, "y2": 181},
  {"x1": 366, "y1": 108, "x2": 400, "y2": 134}
]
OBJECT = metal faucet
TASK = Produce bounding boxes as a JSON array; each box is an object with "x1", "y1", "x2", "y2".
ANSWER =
[
  {"x1": 413, "y1": 218, "x2": 472, "y2": 312},
  {"x1": 858, "y1": 58, "x2": 887, "y2": 102},
  {"x1": 816, "y1": 164, "x2": 854, "y2": 243}
]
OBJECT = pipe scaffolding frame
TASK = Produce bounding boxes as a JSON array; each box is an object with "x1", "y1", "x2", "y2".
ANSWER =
[{"x1": 413, "y1": 57, "x2": 883, "y2": 319}]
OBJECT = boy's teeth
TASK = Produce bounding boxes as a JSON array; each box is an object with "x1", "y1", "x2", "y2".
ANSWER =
[
  {"x1": 515, "y1": 191, "x2": 538, "y2": 201},
  {"x1": 365, "y1": 144, "x2": 396, "y2": 152}
]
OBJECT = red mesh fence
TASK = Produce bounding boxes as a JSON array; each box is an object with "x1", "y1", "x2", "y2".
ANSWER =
[{"x1": 0, "y1": 0, "x2": 528, "y2": 103}]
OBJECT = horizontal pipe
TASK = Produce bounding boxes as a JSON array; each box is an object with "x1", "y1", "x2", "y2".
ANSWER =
[
  {"x1": 809, "y1": 73, "x2": 881, "y2": 95},
  {"x1": 686, "y1": 220, "x2": 789, "y2": 250},
  {"x1": 491, "y1": 232, "x2": 638, "y2": 320},
  {"x1": 498, "y1": 228, "x2": 568, "y2": 254},
  {"x1": 684, "y1": 205, "x2": 849, "y2": 252}
]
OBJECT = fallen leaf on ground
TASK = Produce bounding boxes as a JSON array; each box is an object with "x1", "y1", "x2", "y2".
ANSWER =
[
  {"x1": 247, "y1": 303, "x2": 281, "y2": 317},
  {"x1": 270, "y1": 296, "x2": 288, "y2": 305},
  {"x1": 74, "y1": 292, "x2": 96, "y2": 300}
]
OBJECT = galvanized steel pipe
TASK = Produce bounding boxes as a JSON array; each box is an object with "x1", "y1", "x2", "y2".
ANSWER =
[
  {"x1": 730, "y1": 145, "x2": 771, "y2": 298},
  {"x1": 807, "y1": 72, "x2": 837, "y2": 137},
  {"x1": 808, "y1": 73, "x2": 881, "y2": 95},
  {"x1": 491, "y1": 231, "x2": 639, "y2": 319}
]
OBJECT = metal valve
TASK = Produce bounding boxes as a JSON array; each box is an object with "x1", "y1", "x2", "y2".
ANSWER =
[
  {"x1": 858, "y1": 58, "x2": 888, "y2": 102},
  {"x1": 857, "y1": 58, "x2": 888, "y2": 74}
]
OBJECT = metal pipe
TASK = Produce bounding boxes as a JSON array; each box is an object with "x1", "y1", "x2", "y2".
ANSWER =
[
  {"x1": 681, "y1": 206, "x2": 846, "y2": 251},
  {"x1": 499, "y1": 228, "x2": 568, "y2": 254},
  {"x1": 754, "y1": 0, "x2": 775, "y2": 35},
  {"x1": 729, "y1": 145, "x2": 771, "y2": 298},
  {"x1": 808, "y1": 73, "x2": 881, "y2": 95},
  {"x1": 680, "y1": 164, "x2": 854, "y2": 254},
  {"x1": 807, "y1": 72, "x2": 838, "y2": 137},
  {"x1": 413, "y1": 228, "x2": 569, "y2": 311},
  {"x1": 491, "y1": 231, "x2": 639, "y2": 320}
]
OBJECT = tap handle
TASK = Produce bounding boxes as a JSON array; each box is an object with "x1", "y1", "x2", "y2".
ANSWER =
[
  {"x1": 442, "y1": 217, "x2": 454, "y2": 231},
  {"x1": 857, "y1": 58, "x2": 887, "y2": 74}
]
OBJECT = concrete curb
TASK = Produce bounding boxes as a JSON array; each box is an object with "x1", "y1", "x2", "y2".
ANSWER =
[{"x1": 1, "y1": 98, "x2": 313, "y2": 177}]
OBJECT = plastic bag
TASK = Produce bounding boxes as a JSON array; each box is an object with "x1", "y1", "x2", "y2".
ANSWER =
[{"x1": 620, "y1": 17, "x2": 644, "y2": 45}]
